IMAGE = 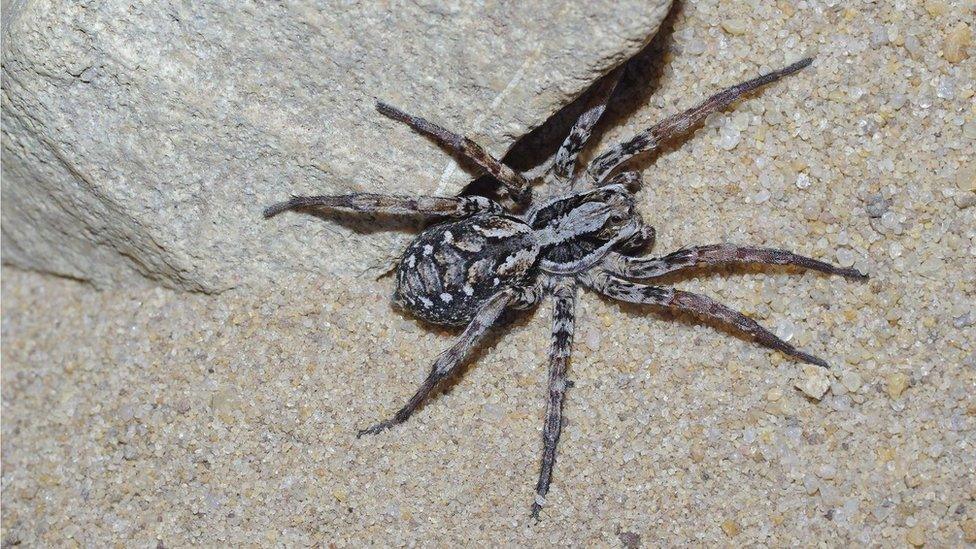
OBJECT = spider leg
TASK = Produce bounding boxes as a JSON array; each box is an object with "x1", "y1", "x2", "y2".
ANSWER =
[
  {"x1": 263, "y1": 193, "x2": 502, "y2": 219},
  {"x1": 604, "y1": 244, "x2": 868, "y2": 280},
  {"x1": 376, "y1": 102, "x2": 532, "y2": 203},
  {"x1": 552, "y1": 67, "x2": 624, "y2": 180},
  {"x1": 582, "y1": 270, "x2": 829, "y2": 367},
  {"x1": 588, "y1": 58, "x2": 813, "y2": 182},
  {"x1": 602, "y1": 171, "x2": 643, "y2": 192},
  {"x1": 356, "y1": 289, "x2": 516, "y2": 437},
  {"x1": 530, "y1": 279, "x2": 576, "y2": 519}
]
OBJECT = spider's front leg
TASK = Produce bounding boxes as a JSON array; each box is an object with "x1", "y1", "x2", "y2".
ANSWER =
[
  {"x1": 603, "y1": 243, "x2": 867, "y2": 280},
  {"x1": 530, "y1": 279, "x2": 576, "y2": 519},
  {"x1": 376, "y1": 102, "x2": 532, "y2": 204},
  {"x1": 356, "y1": 286, "x2": 537, "y2": 437},
  {"x1": 583, "y1": 269, "x2": 831, "y2": 367},
  {"x1": 551, "y1": 67, "x2": 624, "y2": 185},
  {"x1": 263, "y1": 193, "x2": 502, "y2": 219},
  {"x1": 588, "y1": 58, "x2": 814, "y2": 183}
]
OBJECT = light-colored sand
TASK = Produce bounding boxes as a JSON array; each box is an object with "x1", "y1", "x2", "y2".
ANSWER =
[{"x1": 2, "y1": 1, "x2": 974, "y2": 546}]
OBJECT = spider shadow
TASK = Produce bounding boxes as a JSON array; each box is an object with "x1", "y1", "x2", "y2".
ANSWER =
[
  {"x1": 489, "y1": 0, "x2": 795, "y2": 190},
  {"x1": 294, "y1": 3, "x2": 690, "y2": 228},
  {"x1": 295, "y1": 207, "x2": 424, "y2": 237},
  {"x1": 573, "y1": 1, "x2": 685, "y2": 176},
  {"x1": 462, "y1": 1, "x2": 685, "y2": 200}
]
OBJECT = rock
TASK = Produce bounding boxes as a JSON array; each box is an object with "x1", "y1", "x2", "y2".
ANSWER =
[
  {"x1": 795, "y1": 365, "x2": 830, "y2": 400},
  {"x1": 954, "y1": 193, "x2": 976, "y2": 209},
  {"x1": 886, "y1": 372, "x2": 909, "y2": 399},
  {"x1": 956, "y1": 165, "x2": 976, "y2": 192},
  {"x1": 943, "y1": 22, "x2": 971, "y2": 63},
  {"x1": 583, "y1": 326, "x2": 602, "y2": 351},
  {"x1": 803, "y1": 474, "x2": 820, "y2": 495},
  {"x1": 816, "y1": 463, "x2": 836, "y2": 480},
  {"x1": 840, "y1": 370, "x2": 863, "y2": 393},
  {"x1": 616, "y1": 530, "x2": 641, "y2": 549},
  {"x1": 210, "y1": 389, "x2": 240, "y2": 421},
  {"x1": 1, "y1": 0, "x2": 672, "y2": 292},
  {"x1": 720, "y1": 19, "x2": 749, "y2": 36},
  {"x1": 863, "y1": 193, "x2": 891, "y2": 218},
  {"x1": 923, "y1": 0, "x2": 949, "y2": 17},
  {"x1": 906, "y1": 524, "x2": 926, "y2": 547},
  {"x1": 721, "y1": 519, "x2": 741, "y2": 537},
  {"x1": 835, "y1": 248, "x2": 856, "y2": 268},
  {"x1": 961, "y1": 518, "x2": 976, "y2": 543}
]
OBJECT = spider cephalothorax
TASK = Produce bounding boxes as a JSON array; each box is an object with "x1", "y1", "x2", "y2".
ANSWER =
[{"x1": 264, "y1": 56, "x2": 867, "y2": 518}]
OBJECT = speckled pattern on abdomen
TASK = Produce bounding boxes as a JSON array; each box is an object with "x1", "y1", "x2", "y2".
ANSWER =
[{"x1": 393, "y1": 214, "x2": 540, "y2": 325}]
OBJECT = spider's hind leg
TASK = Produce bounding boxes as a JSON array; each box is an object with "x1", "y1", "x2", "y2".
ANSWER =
[
  {"x1": 584, "y1": 270, "x2": 830, "y2": 367},
  {"x1": 604, "y1": 243, "x2": 867, "y2": 280},
  {"x1": 356, "y1": 288, "x2": 521, "y2": 437},
  {"x1": 530, "y1": 279, "x2": 576, "y2": 519}
]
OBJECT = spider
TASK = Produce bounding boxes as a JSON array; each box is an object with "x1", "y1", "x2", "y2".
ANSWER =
[{"x1": 264, "y1": 56, "x2": 867, "y2": 519}]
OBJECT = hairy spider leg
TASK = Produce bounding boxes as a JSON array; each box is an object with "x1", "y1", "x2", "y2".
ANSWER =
[
  {"x1": 263, "y1": 193, "x2": 503, "y2": 219},
  {"x1": 601, "y1": 171, "x2": 643, "y2": 191},
  {"x1": 583, "y1": 270, "x2": 830, "y2": 367},
  {"x1": 376, "y1": 102, "x2": 532, "y2": 203},
  {"x1": 552, "y1": 67, "x2": 624, "y2": 181},
  {"x1": 357, "y1": 289, "x2": 517, "y2": 437},
  {"x1": 603, "y1": 244, "x2": 868, "y2": 280},
  {"x1": 530, "y1": 279, "x2": 576, "y2": 519},
  {"x1": 588, "y1": 57, "x2": 814, "y2": 182}
]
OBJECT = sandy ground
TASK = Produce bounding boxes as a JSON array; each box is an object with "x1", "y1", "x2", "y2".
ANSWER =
[{"x1": 3, "y1": 1, "x2": 974, "y2": 546}]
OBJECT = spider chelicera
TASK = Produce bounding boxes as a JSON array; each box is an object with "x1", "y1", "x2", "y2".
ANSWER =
[{"x1": 264, "y1": 56, "x2": 867, "y2": 518}]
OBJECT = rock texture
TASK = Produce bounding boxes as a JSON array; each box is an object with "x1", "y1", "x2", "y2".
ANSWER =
[{"x1": 1, "y1": 0, "x2": 671, "y2": 292}]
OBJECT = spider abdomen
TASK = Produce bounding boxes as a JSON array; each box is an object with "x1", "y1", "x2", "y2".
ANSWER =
[{"x1": 394, "y1": 214, "x2": 539, "y2": 325}]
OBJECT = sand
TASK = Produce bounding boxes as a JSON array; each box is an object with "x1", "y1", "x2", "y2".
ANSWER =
[{"x1": 2, "y1": 0, "x2": 974, "y2": 546}]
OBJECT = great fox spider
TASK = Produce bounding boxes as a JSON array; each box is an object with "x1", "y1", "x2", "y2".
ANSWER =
[{"x1": 264, "y1": 56, "x2": 867, "y2": 518}]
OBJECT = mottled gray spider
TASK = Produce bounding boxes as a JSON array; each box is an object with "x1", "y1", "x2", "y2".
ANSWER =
[{"x1": 264, "y1": 56, "x2": 867, "y2": 518}]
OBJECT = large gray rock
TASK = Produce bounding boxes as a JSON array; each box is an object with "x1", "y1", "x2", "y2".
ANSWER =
[{"x1": 1, "y1": 0, "x2": 671, "y2": 292}]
